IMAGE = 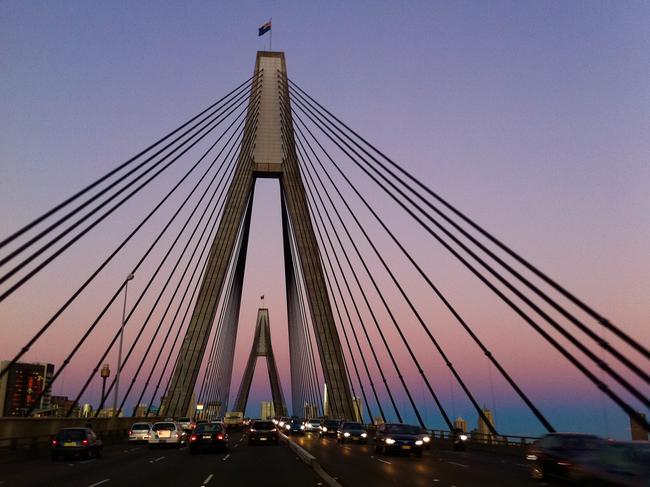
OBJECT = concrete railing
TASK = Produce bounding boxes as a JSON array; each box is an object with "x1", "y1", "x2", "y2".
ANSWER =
[{"x1": 0, "y1": 416, "x2": 163, "y2": 461}]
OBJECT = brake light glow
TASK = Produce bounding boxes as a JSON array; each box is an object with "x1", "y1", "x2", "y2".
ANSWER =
[
  {"x1": 190, "y1": 435, "x2": 197, "y2": 442},
  {"x1": 82, "y1": 439, "x2": 89, "y2": 445},
  {"x1": 216, "y1": 434, "x2": 224, "y2": 440},
  {"x1": 128, "y1": 430, "x2": 132, "y2": 435},
  {"x1": 52, "y1": 439, "x2": 58, "y2": 446}
]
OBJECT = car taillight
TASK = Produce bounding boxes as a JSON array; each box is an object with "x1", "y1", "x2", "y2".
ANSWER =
[
  {"x1": 128, "y1": 430, "x2": 132, "y2": 435},
  {"x1": 82, "y1": 439, "x2": 89, "y2": 445},
  {"x1": 216, "y1": 434, "x2": 224, "y2": 440},
  {"x1": 52, "y1": 439, "x2": 58, "y2": 446},
  {"x1": 190, "y1": 435, "x2": 197, "y2": 442}
]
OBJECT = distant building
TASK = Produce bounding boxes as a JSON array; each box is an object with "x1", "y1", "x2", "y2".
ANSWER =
[
  {"x1": 454, "y1": 416, "x2": 467, "y2": 433},
  {"x1": 133, "y1": 404, "x2": 149, "y2": 417},
  {"x1": 261, "y1": 401, "x2": 275, "y2": 419},
  {"x1": 204, "y1": 401, "x2": 221, "y2": 419},
  {"x1": 0, "y1": 361, "x2": 54, "y2": 416},
  {"x1": 630, "y1": 412, "x2": 648, "y2": 441},
  {"x1": 50, "y1": 395, "x2": 80, "y2": 417},
  {"x1": 97, "y1": 407, "x2": 120, "y2": 418},
  {"x1": 81, "y1": 403, "x2": 94, "y2": 418},
  {"x1": 477, "y1": 408, "x2": 495, "y2": 442}
]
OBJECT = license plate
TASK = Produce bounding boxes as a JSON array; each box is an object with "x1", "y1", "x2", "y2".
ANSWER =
[
  {"x1": 159, "y1": 431, "x2": 170, "y2": 438},
  {"x1": 260, "y1": 437, "x2": 267, "y2": 441},
  {"x1": 401, "y1": 445, "x2": 412, "y2": 450},
  {"x1": 352, "y1": 437, "x2": 359, "y2": 441},
  {"x1": 203, "y1": 435, "x2": 211, "y2": 439},
  {"x1": 63, "y1": 442, "x2": 76, "y2": 447}
]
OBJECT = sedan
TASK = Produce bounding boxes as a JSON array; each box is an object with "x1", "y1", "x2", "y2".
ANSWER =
[
  {"x1": 249, "y1": 420, "x2": 279, "y2": 445},
  {"x1": 51, "y1": 427, "x2": 102, "y2": 461},
  {"x1": 337, "y1": 421, "x2": 368, "y2": 444},
  {"x1": 149, "y1": 422, "x2": 186, "y2": 449},
  {"x1": 303, "y1": 419, "x2": 322, "y2": 433},
  {"x1": 526, "y1": 433, "x2": 604, "y2": 481},
  {"x1": 319, "y1": 419, "x2": 341, "y2": 437},
  {"x1": 284, "y1": 418, "x2": 305, "y2": 435},
  {"x1": 189, "y1": 423, "x2": 228, "y2": 453},
  {"x1": 375, "y1": 423, "x2": 424, "y2": 457},
  {"x1": 128, "y1": 422, "x2": 152, "y2": 444}
]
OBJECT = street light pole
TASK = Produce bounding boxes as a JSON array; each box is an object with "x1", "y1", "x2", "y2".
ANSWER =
[{"x1": 113, "y1": 273, "x2": 134, "y2": 417}]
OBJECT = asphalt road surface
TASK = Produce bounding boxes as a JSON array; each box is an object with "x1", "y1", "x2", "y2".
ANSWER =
[{"x1": 1, "y1": 431, "x2": 562, "y2": 487}]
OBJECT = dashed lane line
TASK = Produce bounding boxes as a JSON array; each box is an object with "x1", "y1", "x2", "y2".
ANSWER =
[
  {"x1": 222, "y1": 454, "x2": 230, "y2": 461},
  {"x1": 79, "y1": 459, "x2": 96, "y2": 464},
  {"x1": 88, "y1": 479, "x2": 110, "y2": 487},
  {"x1": 201, "y1": 473, "x2": 214, "y2": 486},
  {"x1": 149, "y1": 456, "x2": 165, "y2": 464},
  {"x1": 370, "y1": 456, "x2": 392, "y2": 465},
  {"x1": 446, "y1": 461, "x2": 469, "y2": 468}
]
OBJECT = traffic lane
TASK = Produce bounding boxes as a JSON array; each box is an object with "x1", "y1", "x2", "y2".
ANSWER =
[
  {"x1": 0, "y1": 432, "x2": 323, "y2": 487},
  {"x1": 293, "y1": 432, "x2": 560, "y2": 487},
  {"x1": 0, "y1": 442, "x2": 153, "y2": 487}
]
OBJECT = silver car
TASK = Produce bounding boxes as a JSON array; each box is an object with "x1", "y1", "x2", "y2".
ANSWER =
[
  {"x1": 128, "y1": 422, "x2": 152, "y2": 444},
  {"x1": 148, "y1": 422, "x2": 186, "y2": 449}
]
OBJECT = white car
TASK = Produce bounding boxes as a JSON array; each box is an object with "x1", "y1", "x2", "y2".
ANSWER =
[
  {"x1": 148, "y1": 422, "x2": 186, "y2": 449},
  {"x1": 128, "y1": 422, "x2": 152, "y2": 444}
]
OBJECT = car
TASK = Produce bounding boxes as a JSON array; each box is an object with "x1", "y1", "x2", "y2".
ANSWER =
[
  {"x1": 375, "y1": 423, "x2": 424, "y2": 457},
  {"x1": 337, "y1": 421, "x2": 368, "y2": 444},
  {"x1": 189, "y1": 422, "x2": 228, "y2": 454},
  {"x1": 128, "y1": 422, "x2": 152, "y2": 444},
  {"x1": 450, "y1": 428, "x2": 468, "y2": 451},
  {"x1": 248, "y1": 420, "x2": 279, "y2": 445},
  {"x1": 224, "y1": 411, "x2": 244, "y2": 431},
  {"x1": 149, "y1": 422, "x2": 186, "y2": 449},
  {"x1": 303, "y1": 419, "x2": 322, "y2": 433},
  {"x1": 572, "y1": 440, "x2": 650, "y2": 486},
  {"x1": 416, "y1": 427, "x2": 432, "y2": 450},
  {"x1": 195, "y1": 419, "x2": 209, "y2": 427},
  {"x1": 284, "y1": 418, "x2": 305, "y2": 435},
  {"x1": 320, "y1": 419, "x2": 341, "y2": 437},
  {"x1": 51, "y1": 427, "x2": 103, "y2": 461},
  {"x1": 177, "y1": 417, "x2": 194, "y2": 432},
  {"x1": 525, "y1": 432, "x2": 604, "y2": 481},
  {"x1": 277, "y1": 417, "x2": 290, "y2": 428}
]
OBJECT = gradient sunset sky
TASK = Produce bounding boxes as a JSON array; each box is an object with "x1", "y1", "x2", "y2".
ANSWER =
[{"x1": 1, "y1": 1, "x2": 648, "y2": 439}]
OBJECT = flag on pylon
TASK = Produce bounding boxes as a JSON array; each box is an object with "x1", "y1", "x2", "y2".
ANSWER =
[{"x1": 258, "y1": 20, "x2": 271, "y2": 37}]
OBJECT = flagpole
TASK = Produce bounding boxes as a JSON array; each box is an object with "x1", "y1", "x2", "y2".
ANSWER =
[{"x1": 270, "y1": 18, "x2": 272, "y2": 50}]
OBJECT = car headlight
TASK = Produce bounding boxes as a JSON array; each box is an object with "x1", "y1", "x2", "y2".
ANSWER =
[
  {"x1": 385, "y1": 438, "x2": 396, "y2": 445},
  {"x1": 415, "y1": 440, "x2": 423, "y2": 446},
  {"x1": 459, "y1": 434, "x2": 468, "y2": 441},
  {"x1": 343, "y1": 432, "x2": 350, "y2": 437},
  {"x1": 285, "y1": 425, "x2": 290, "y2": 430},
  {"x1": 279, "y1": 422, "x2": 285, "y2": 427},
  {"x1": 361, "y1": 433, "x2": 367, "y2": 438},
  {"x1": 423, "y1": 436, "x2": 430, "y2": 442},
  {"x1": 300, "y1": 425, "x2": 305, "y2": 430},
  {"x1": 526, "y1": 454, "x2": 537, "y2": 461},
  {"x1": 322, "y1": 427, "x2": 328, "y2": 432}
]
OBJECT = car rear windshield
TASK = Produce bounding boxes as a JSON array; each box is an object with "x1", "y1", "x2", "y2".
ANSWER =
[
  {"x1": 195, "y1": 424, "x2": 222, "y2": 433},
  {"x1": 385, "y1": 424, "x2": 420, "y2": 435},
  {"x1": 57, "y1": 429, "x2": 86, "y2": 440},
  {"x1": 253, "y1": 422, "x2": 275, "y2": 429},
  {"x1": 132, "y1": 423, "x2": 150, "y2": 431},
  {"x1": 152, "y1": 423, "x2": 176, "y2": 431},
  {"x1": 324, "y1": 420, "x2": 339, "y2": 427},
  {"x1": 178, "y1": 418, "x2": 191, "y2": 422},
  {"x1": 342, "y1": 422, "x2": 364, "y2": 429}
]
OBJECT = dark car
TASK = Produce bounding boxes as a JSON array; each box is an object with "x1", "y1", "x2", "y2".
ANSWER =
[
  {"x1": 572, "y1": 441, "x2": 650, "y2": 486},
  {"x1": 320, "y1": 419, "x2": 341, "y2": 437},
  {"x1": 526, "y1": 432, "x2": 604, "y2": 481},
  {"x1": 189, "y1": 423, "x2": 228, "y2": 454},
  {"x1": 375, "y1": 423, "x2": 424, "y2": 457},
  {"x1": 249, "y1": 420, "x2": 279, "y2": 445},
  {"x1": 450, "y1": 428, "x2": 468, "y2": 451},
  {"x1": 337, "y1": 421, "x2": 368, "y2": 444},
  {"x1": 285, "y1": 418, "x2": 305, "y2": 435},
  {"x1": 51, "y1": 427, "x2": 103, "y2": 461}
]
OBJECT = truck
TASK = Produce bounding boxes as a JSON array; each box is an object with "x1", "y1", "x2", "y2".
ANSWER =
[{"x1": 223, "y1": 411, "x2": 244, "y2": 430}]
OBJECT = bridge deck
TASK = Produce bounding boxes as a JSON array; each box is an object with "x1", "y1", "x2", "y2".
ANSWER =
[{"x1": 0, "y1": 431, "x2": 560, "y2": 487}]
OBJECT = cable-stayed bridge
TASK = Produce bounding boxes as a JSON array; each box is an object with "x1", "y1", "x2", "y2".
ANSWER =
[{"x1": 0, "y1": 51, "x2": 647, "y2": 487}]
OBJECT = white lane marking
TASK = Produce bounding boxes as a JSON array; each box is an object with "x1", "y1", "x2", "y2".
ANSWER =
[
  {"x1": 222, "y1": 453, "x2": 230, "y2": 461},
  {"x1": 343, "y1": 446, "x2": 352, "y2": 451},
  {"x1": 433, "y1": 480, "x2": 440, "y2": 483},
  {"x1": 202, "y1": 473, "x2": 213, "y2": 485},
  {"x1": 149, "y1": 455, "x2": 165, "y2": 463},
  {"x1": 79, "y1": 459, "x2": 95, "y2": 464},
  {"x1": 88, "y1": 480, "x2": 111, "y2": 487},
  {"x1": 234, "y1": 444, "x2": 239, "y2": 448},
  {"x1": 374, "y1": 457, "x2": 392, "y2": 465},
  {"x1": 68, "y1": 463, "x2": 75, "y2": 467},
  {"x1": 446, "y1": 461, "x2": 469, "y2": 468}
]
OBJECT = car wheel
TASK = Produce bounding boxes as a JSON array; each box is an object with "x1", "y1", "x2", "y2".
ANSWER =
[
  {"x1": 530, "y1": 463, "x2": 544, "y2": 480},
  {"x1": 82, "y1": 449, "x2": 90, "y2": 460}
]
